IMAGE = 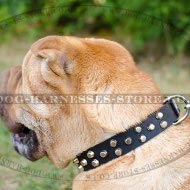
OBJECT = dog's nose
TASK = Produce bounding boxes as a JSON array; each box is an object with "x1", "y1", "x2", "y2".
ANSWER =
[
  {"x1": 0, "y1": 66, "x2": 23, "y2": 131},
  {"x1": 10, "y1": 127, "x2": 39, "y2": 161}
]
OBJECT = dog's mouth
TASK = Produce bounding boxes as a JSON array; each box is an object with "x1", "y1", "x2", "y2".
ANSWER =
[{"x1": 11, "y1": 124, "x2": 39, "y2": 161}]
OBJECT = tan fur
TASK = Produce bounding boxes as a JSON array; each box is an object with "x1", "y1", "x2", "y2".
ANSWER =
[{"x1": 0, "y1": 36, "x2": 190, "y2": 190}]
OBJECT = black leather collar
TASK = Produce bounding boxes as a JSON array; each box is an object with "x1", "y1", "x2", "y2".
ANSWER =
[{"x1": 73, "y1": 100, "x2": 180, "y2": 172}]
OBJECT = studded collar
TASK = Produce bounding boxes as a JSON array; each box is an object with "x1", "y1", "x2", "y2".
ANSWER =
[{"x1": 73, "y1": 99, "x2": 181, "y2": 172}]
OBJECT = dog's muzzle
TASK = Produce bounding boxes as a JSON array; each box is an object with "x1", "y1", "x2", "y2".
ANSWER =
[{"x1": 10, "y1": 124, "x2": 39, "y2": 161}]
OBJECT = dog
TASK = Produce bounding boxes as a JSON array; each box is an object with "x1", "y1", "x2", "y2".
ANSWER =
[{"x1": 0, "y1": 36, "x2": 190, "y2": 190}]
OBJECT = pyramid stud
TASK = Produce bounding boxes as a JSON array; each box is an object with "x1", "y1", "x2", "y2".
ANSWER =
[
  {"x1": 87, "y1": 151, "x2": 94, "y2": 158},
  {"x1": 100, "y1": 150, "x2": 108, "y2": 158},
  {"x1": 147, "y1": 124, "x2": 155, "y2": 131},
  {"x1": 80, "y1": 159, "x2": 87, "y2": 166},
  {"x1": 125, "y1": 137, "x2": 132, "y2": 145},
  {"x1": 91, "y1": 159, "x2": 99, "y2": 167},
  {"x1": 73, "y1": 158, "x2": 79, "y2": 165},
  {"x1": 139, "y1": 135, "x2": 146, "y2": 143},
  {"x1": 110, "y1": 139, "x2": 117, "y2": 147},
  {"x1": 78, "y1": 165, "x2": 84, "y2": 172},
  {"x1": 135, "y1": 126, "x2": 142, "y2": 133},
  {"x1": 115, "y1": 148, "x2": 122, "y2": 156},
  {"x1": 160, "y1": 121, "x2": 168, "y2": 128},
  {"x1": 156, "y1": 112, "x2": 163, "y2": 120}
]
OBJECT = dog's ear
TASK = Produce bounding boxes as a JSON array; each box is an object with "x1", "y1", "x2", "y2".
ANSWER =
[
  {"x1": 37, "y1": 49, "x2": 73, "y2": 75},
  {"x1": 30, "y1": 36, "x2": 76, "y2": 75},
  {"x1": 31, "y1": 36, "x2": 64, "y2": 53}
]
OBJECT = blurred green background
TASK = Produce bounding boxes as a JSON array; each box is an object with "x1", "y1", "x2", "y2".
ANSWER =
[
  {"x1": 0, "y1": 0, "x2": 190, "y2": 190},
  {"x1": 0, "y1": 0, "x2": 190, "y2": 54}
]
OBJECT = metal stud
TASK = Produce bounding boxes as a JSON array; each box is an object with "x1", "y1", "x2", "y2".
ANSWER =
[
  {"x1": 139, "y1": 135, "x2": 146, "y2": 143},
  {"x1": 125, "y1": 137, "x2": 132, "y2": 145},
  {"x1": 115, "y1": 148, "x2": 122, "y2": 156},
  {"x1": 100, "y1": 150, "x2": 108, "y2": 158},
  {"x1": 80, "y1": 159, "x2": 87, "y2": 166},
  {"x1": 73, "y1": 158, "x2": 79, "y2": 165},
  {"x1": 135, "y1": 126, "x2": 142, "y2": 133},
  {"x1": 147, "y1": 124, "x2": 155, "y2": 131},
  {"x1": 110, "y1": 139, "x2": 117, "y2": 147},
  {"x1": 156, "y1": 112, "x2": 163, "y2": 120},
  {"x1": 87, "y1": 151, "x2": 94, "y2": 158},
  {"x1": 160, "y1": 121, "x2": 168, "y2": 129},
  {"x1": 78, "y1": 165, "x2": 84, "y2": 172},
  {"x1": 91, "y1": 159, "x2": 99, "y2": 167}
]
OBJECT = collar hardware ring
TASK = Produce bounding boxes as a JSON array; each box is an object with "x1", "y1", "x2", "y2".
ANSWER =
[{"x1": 164, "y1": 95, "x2": 190, "y2": 125}]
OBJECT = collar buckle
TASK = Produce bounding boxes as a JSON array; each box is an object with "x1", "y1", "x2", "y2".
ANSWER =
[{"x1": 163, "y1": 95, "x2": 190, "y2": 125}]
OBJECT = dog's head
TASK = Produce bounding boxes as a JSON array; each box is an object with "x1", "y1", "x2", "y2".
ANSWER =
[{"x1": 0, "y1": 36, "x2": 160, "y2": 168}]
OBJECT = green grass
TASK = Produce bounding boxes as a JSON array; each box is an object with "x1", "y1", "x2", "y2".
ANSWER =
[{"x1": 0, "y1": 39, "x2": 189, "y2": 190}]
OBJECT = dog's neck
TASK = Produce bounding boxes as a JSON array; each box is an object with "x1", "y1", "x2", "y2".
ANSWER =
[
  {"x1": 72, "y1": 71, "x2": 190, "y2": 188},
  {"x1": 73, "y1": 73, "x2": 165, "y2": 169},
  {"x1": 73, "y1": 106, "x2": 190, "y2": 190},
  {"x1": 74, "y1": 100, "x2": 180, "y2": 172}
]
